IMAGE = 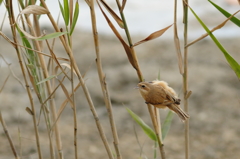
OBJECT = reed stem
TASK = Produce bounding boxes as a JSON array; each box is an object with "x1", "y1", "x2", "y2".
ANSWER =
[
  {"x1": 40, "y1": 1, "x2": 114, "y2": 158},
  {"x1": 183, "y1": 0, "x2": 190, "y2": 158},
  {"x1": 0, "y1": 111, "x2": 20, "y2": 159},
  {"x1": 89, "y1": 0, "x2": 122, "y2": 158},
  {"x1": 5, "y1": 1, "x2": 43, "y2": 158}
]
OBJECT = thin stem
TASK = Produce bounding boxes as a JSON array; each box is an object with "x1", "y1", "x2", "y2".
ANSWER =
[
  {"x1": 114, "y1": 0, "x2": 165, "y2": 157},
  {"x1": 89, "y1": 0, "x2": 122, "y2": 158},
  {"x1": 68, "y1": 1, "x2": 78, "y2": 157},
  {"x1": 25, "y1": 12, "x2": 64, "y2": 159},
  {"x1": 0, "y1": 111, "x2": 20, "y2": 159},
  {"x1": 147, "y1": 105, "x2": 165, "y2": 159},
  {"x1": 40, "y1": 1, "x2": 114, "y2": 158},
  {"x1": 183, "y1": 0, "x2": 190, "y2": 159},
  {"x1": 70, "y1": 39, "x2": 78, "y2": 159},
  {"x1": 115, "y1": 0, "x2": 143, "y2": 81},
  {"x1": 5, "y1": 1, "x2": 43, "y2": 159}
]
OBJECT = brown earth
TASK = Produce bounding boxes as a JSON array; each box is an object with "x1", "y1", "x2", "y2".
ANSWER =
[{"x1": 0, "y1": 30, "x2": 240, "y2": 159}]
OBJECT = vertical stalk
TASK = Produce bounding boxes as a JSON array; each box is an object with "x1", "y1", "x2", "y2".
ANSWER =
[
  {"x1": 147, "y1": 105, "x2": 165, "y2": 159},
  {"x1": 68, "y1": 1, "x2": 78, "y2": 158},
  {"x1": 115, "y1": 0, "x2": 143, "y2": 82},
  {"x1": 0, "y1": 111, "x2": 20, "y2": 159},
  {"x1": 88, "y1": 0, "x2": 122, "y2": 158},
  {"x1": 40, "y1": 1, "x2": 114, "y2": 158},
  {"x1": 183, "y1": 0, "x2": 190, "y2": 159},
  {"x1": 5, "y1": 1, "x2": 43, "y2": 159},
  {"x1": 114, "y1": 0, "x2": 165, "y2": 158},
  {"x1": 25, "y1": 13, "x2": 64, "y2": 159}
]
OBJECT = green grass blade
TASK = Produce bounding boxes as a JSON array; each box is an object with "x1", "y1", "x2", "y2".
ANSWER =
[
  {"x1": 126, "y1": 107, "x2": 157, "y2": 141},
  {"x1": 37, "y1": 75, "x2": 57, "y2": 85},
  {"x1": 208, "y1": 0, "x2": 240, "y2": 27},
  {"x1": 161, "y1": 111, "x2": 174, "y2": 140},
  {"x1": 58, "y1": 0, "x2": 65, "y2": 24},
  {"x1": 189, "y1": 6, "x2": 240, "y2": 79},
  {"x1": 36, "y1": 31, "x2": 68, "y2": 40},
  {"x1": 64, "y1": 0, "x2": 70, "y2": 26},
  {"x1": 17, "y1": 27, "x2": 35, "y2": 63},
  {"x1": 70, "y1": 1, "x2": 79, "y2": 36}
]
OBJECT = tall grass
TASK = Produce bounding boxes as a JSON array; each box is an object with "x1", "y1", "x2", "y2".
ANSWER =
[{"x1": 1, "y1": 0, "x2": 239, "y2": 159}]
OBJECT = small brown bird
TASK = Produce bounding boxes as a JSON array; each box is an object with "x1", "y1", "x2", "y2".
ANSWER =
[{"x1": 137, "y1": 80, "x2": 189, "y2": 121}]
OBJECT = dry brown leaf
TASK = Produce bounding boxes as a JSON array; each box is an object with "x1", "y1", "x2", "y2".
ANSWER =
[
  {"x1": 16, "y1": 15, "x2": 44, "y2": 39},
  {"x1": 85, "y1": 0, "x2": 90, "y2": 6},
  {"x1": 60, "y1": 63, "x2": 77, "y2": 75},
  {"x1": 25, "y1": 107, "x2": 34, "y2": 115},
  {"x1": 186, "y1": 10, "x2": 240, "y2": 47},
  {"x1": 121, "y1": 0, "x2": 127, "y2": 12},
  {"x1": 174, "y1": 31, "x2": 183, "y2": 75},
  {"x1": 99, "y1": 0, "x2": 124, "y2": 28},
  {"x1": 132, "y1": 24, "x2": 173, "y2": 47},
  {"x1": 173, "y1": 0, "x2": 183, "y2": 75},
  {"x1": 97, "y1": 0, "x2": 137, "y2": 69},
  {"x1": 20, "y1": 5, "x2": 49, "y2": 15},
  {"x1": 16, "y1": 5, "x2": 49, "y2": 39}
]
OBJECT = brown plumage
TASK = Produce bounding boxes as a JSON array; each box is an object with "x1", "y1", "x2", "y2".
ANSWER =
[{"x1": 137, "y1": 80, "x2": 189, "y2": 121}]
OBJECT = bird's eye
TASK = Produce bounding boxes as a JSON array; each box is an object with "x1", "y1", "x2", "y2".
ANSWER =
[{"x1": 141, "y1": 85, "x2": 145, "y2": 88}]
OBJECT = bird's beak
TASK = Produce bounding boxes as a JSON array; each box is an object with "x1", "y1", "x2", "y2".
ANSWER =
[{"x1": 134, "y1": 86, "x2": 139, "y2": 89}]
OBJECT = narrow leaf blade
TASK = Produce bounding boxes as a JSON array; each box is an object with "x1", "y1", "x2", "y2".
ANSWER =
[
  {"x1": 58, "y1": 0, "x2": 65, "y2": 23},
  {"x1": 126, "y1": 107, "x2": 157, "y2": 141},
  {"x1": 133, "y1": 24, "x2": 173, "y2": 47},
  {"x1": 99, "y1": 0, "x2": 124, "y2": 28},
  {"x1": 97, "y1": 0, "x2": 136, "y2": 69},
  {"x1": 208, "y1": 0, "x2": 240, "y2": 27},
  {"x1": 161, "y1": 111, "x2": 174, "y2": 140},
  {"x1": 188, "y1": 4, "x2": 240, "y2": 79},
  {"x1": 64, "y1": 0, "x2": 70, "y2": 26},
  {"x1": 37, "y1": 75, "x2": 57, "y2": 85},
  {"x1": 36, "y1": 31, "x2": 68, "y2": 40},
  {"x1": 70, "y1": 1, "x2": 79, "y2": 35}
]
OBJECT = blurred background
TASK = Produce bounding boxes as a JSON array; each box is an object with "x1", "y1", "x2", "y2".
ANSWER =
[{"x1": 0, "y1": 0, "x2": 240, "y2": 159}]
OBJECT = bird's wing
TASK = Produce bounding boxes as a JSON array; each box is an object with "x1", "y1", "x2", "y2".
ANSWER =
[{"x1": 161, "y1": 86, "x2": 180, "y2": 105}]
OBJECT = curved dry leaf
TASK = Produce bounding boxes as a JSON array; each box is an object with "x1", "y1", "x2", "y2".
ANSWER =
[
  {"x1": 97, "y1": 1, "x2": 137, "y2": 69},
  {"x1": 60, "y1": 63, "x2": 77, "y2": 75},
  {"x1": 17, "y1": 24, "x2": 44, "y2": 39},
  {"x1": 16, "y1": 14, "x2": 43, "y2": 39},
  {"x1": 97, "y1": 0, "x2": 136, "y2": 69},
  {"x1": 133, "y1": 24, "x2": 173, "y2": 47},
  {"x1": 20, "y1": 5, "x2": 49, "y2": 15},
  {"x1": 16, "y1": 5, "x2": 49, "y2": 39}
]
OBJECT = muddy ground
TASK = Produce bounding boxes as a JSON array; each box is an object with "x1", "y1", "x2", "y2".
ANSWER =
[{"x1": 0, "y1": 29, "x2": 240, "y2": 159}]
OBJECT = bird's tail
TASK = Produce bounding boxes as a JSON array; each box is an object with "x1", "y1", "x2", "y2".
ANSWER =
[{"x1": 168, "y1": 104, "x2": 189, "y2": 121}]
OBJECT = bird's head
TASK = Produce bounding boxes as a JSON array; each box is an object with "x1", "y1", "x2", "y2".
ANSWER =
[{"x1": 137, "y1": 82, "x2": 152, "y2": 96}]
